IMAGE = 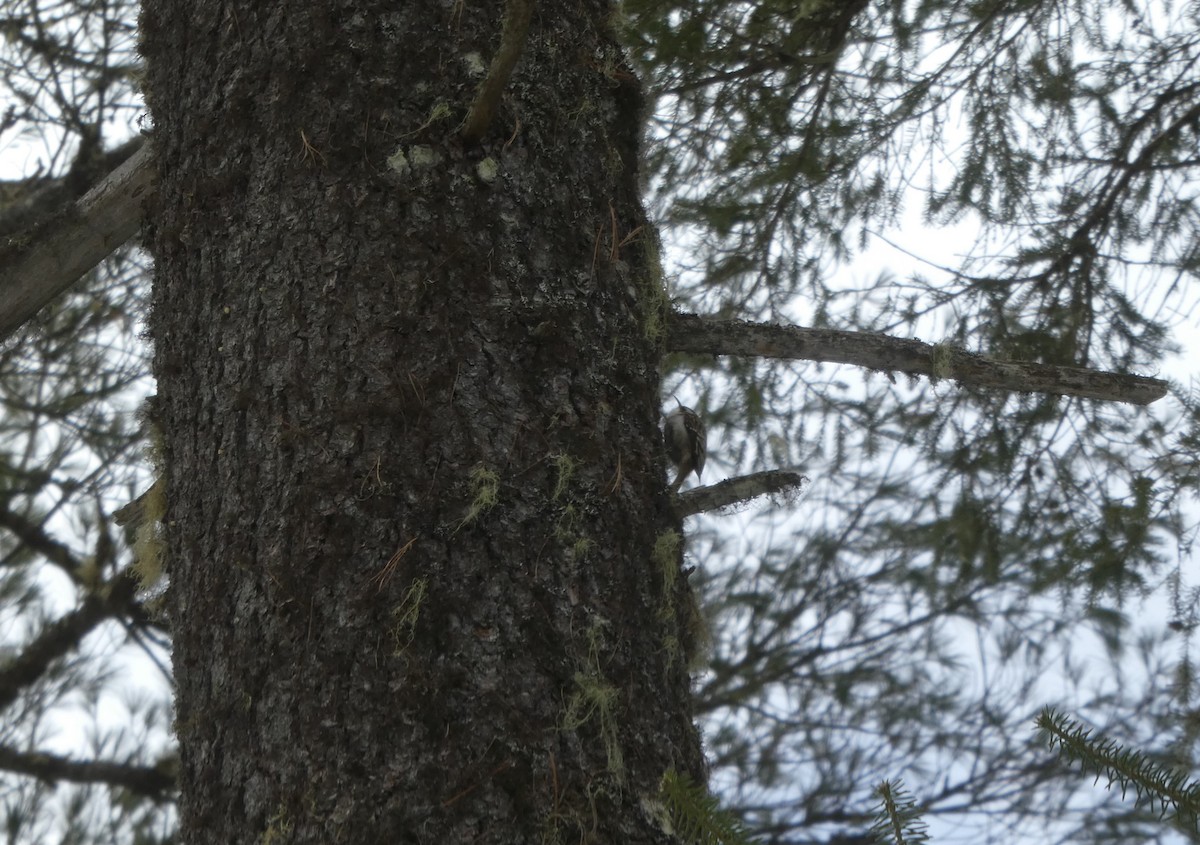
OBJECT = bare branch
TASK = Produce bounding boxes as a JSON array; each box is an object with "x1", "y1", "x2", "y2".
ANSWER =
[
  {"x1": 667, "y1": 313, "x2": 1169, "y2": 406},
  {"x1": 0, "y1": 569, "x2": 140, "y2": 713},
  {"x1": 0, "y1": 506, "x2": 81, "y2": 576},
  {"x1": 0, "y1": 744, "x2": 175, "y2": 799},
  {"x1": 0, "y1": 140, "x2": 154, "y2": 344},
  {"x1": 459, "y1": 0, "x2": 535, "y2": 145},
  {"x1": 675, "y1": 470, "x2": 808, "y2": 518}
]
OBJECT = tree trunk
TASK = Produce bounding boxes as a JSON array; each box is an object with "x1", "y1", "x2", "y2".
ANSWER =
[{"x1": 140, "y1": 1, "x2": 705, "y2": 842}]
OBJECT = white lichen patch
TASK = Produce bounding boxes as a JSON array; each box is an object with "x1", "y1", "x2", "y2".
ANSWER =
[
  {"x1": 476, "y1": 157, "x2": 499, "y2": 183},
  {"x1": 409, "y1": 145, "x2": 438, "y2": 168},
  {"x1": 462, "y1": 51, "x2": 487, "y2": 76},
  {"x1": 386, "y1": 148, "x2": 410, "y2": 176}
]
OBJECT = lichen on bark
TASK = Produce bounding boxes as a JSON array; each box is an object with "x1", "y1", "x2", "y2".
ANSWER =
[{"x1": 140, "y1": 0, "x2": 705, "y2": 842}]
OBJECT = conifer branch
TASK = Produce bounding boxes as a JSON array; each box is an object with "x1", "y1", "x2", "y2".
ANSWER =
[
  {"x1": 1037, "y1": 706, "x2": 1200, "y2": 832},
  {"x1": 660, "y1": 769, "x2": 756, "y2": 845},
  {"x1": 869, "y1": 779, "x2": 929, "y2": 845}
]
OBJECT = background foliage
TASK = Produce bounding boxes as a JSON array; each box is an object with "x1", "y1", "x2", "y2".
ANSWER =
[{"x1": 1, "y1": 0, "x2": 1198, "y2": 842}]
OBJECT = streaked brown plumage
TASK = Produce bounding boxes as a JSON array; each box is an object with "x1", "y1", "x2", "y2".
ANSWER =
[{"x1": 664, "y1": 403, "x2": 706, "y2": 492}]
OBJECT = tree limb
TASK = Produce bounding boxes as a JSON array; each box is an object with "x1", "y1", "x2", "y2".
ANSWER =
[
  {"x1": 0, "y1": 152, "x2": 1177, "y2": 413},
  {"x1": 667, "y1": 313, "x2": 1169, "y2": 406},
  {"x1": 675, "y1": 470, "x2": 808, "y2": 518},
  {"x1": 0, "y1": 136, "x2": 143, "y2": 240},
  {"x1": 0, "y1": 506, "x2": 81, "y2": 576},
  {"x1": 459, "y1": 0, "x2": 535, "y2": 145},
  {"x1": 0, "y1": 744, "x2": 175, "y2": 799},
  {"x1": 0, "y1": 569, "x2": 141, "y2": 713},
  {"x1": 0, "y1": 141, "x2": 154, "y2": 344}
]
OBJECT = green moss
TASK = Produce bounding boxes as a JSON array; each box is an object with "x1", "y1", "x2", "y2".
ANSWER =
[
  {"x1": 562, "y1": 618, "x2": 625, "y2": 782},
  {"x1": 403, "y1": 102, "x2": 453, "y2": 140},
  {"x1": 455, "y1": 466, "x2": 500, "y2": 533},
  {"x1": 652, "y1": 530, "x2": 681, "y2": 579},
  {"x1": 651, "y1": 529, "x2": 706, "y2": 668},
  {"x1": 604, "y1": 145, "x2": 625, "y2": 181},
  {"x1": 566, "y1": 97, "x2": 597, "y2": 127},
  {"x1": 261, "y1": 804, "x2": 293, "y2": 845},
  {"x1": 546, "y1": 456, "x2": 597, "y2": 562},
  {"x1": 390, "y1": 576, "x2": 429, "y2": 655},
  {"x1": 552, "y1": 453, "x2": 577, "y2": 500},
  {"x1": 638, "y1": 234, "x2": 670, "y2": 343},
  {"x1": 130, "y1": 478, "x2": 167, "y2": 592},
  {"x1": 554, "y1": 504, "x2": 579, "y2": 543},
  {"x1": 683, "y1": 588, "x2": 712, "y2": 671}
]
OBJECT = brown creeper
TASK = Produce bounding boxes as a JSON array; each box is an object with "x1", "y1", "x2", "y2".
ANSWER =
[{"x1": 664, "y1": 403, "x2": 707, "y2": 492}]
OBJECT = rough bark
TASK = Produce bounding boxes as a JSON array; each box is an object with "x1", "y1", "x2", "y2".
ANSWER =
[{"x1": 140, "y1": 1, "x2": 704, "y2": 843}]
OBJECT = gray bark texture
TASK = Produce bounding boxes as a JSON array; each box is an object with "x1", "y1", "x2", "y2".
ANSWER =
[{"x1": 139, "y1": 1, "x2": 705, "y2": 842}]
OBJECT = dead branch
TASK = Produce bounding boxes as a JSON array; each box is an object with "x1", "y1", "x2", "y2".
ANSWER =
[
  {"x1": 0, "y1": 141, "x2": 154, "y2": 344},
  {"x1": 667, "y1": 313, "x2": 1169, "y2": 406}
]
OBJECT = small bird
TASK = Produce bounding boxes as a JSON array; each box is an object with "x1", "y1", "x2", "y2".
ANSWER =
[{"x1": 664, "y1": 403, "x2": 707, "y2": 492}]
